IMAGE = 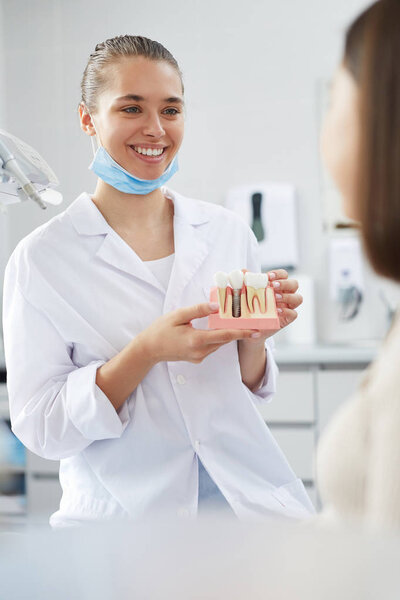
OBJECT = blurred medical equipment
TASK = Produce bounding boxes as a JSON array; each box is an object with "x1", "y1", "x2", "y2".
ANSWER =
[
  {"x1": 329, "y1": 238, "x2": 364, "y2": 322},
  {"x1": 251, "y1": 192, "x2": 265, "y2": 242},
  {"x1": 226, "y1": 183, "x2": 299, "y2": 271},
  {"x1": 0, "y1": 130, "x2": 62, "y2": 210}
]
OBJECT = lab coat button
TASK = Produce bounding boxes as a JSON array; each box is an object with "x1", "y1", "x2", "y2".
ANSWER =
[
  {"x1": 194, "y1": 440, "x2": 201, "y2": 452},
  {"x1": 178, "y1": 507, "x2": 190, "y2": 518},
  {"x1": 176, "y1": 374, "x2": 186, "y2": 385}
]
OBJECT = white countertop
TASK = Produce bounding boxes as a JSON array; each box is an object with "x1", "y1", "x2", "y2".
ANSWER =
[{"x1": 274, "y1": 342, "x2": 377, "y2": 365}]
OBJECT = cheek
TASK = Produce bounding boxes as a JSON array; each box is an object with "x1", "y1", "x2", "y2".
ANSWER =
[
  {"x1": 169, "y1": 120, "x2": 184, "y2": 147},
  {"x1": 320, "y1": 109, "x2": 358, "y2": 220}
]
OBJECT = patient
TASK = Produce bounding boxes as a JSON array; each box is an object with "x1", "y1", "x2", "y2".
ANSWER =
[{"x1": 316, "y1": 0, "x2": 400, "y2": 531}]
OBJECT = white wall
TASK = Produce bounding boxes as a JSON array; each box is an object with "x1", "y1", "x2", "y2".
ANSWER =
[
  {"x1": 2, "y1": 0, "x2": 393, "y2": 342},
  {"x1": 0, "y1": 0, "x2": 9, "y2": 328}
]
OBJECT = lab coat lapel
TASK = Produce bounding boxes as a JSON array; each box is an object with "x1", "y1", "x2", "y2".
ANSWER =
[
  {"x1": 95, "y1": 233, "x2": 165, "y2": 294},
  {"x1": 67, "y1": 192, "x2": 166, "y2": 293},
  {"x1": 67, "y1": 190, "x2": 211, "y2": 299},
  {"x1": 163, "y1": 189, "x2": 211, "y2": 312}
]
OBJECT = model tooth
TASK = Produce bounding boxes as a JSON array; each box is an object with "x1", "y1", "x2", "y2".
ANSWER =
[
  {"x1": 255, "y1": 273, "x2": 268, "y2": 312},
  {"x1": 244, "y1": 272, "x2": 256, "y2": 313},
  {"x1": 245, "y1": 272, "x2": 268, "y2": 313},
  {"x1": 213, "y1": 271, "x2": 229, "y2": 288},
  {"x1": 228, "y1": 269, "x2": 244, "y2": 290},
  {"x1": 213, "y1": 271, "x2": 229, "y2": 313},
  {"x1": 246, "y1": 286, "x2": 256, "y2": 312},
  {"x1": 244, "y1": 271, "x2": 255, "y2": 287},
  {"x1": 255, "y1": 289, "x2": 265, "y2": 312},
  {"x1": 229, "y1": 270, "x2": 244, "y2": 317}
]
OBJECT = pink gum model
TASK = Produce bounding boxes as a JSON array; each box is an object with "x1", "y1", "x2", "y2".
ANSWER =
[{"x1": 208, "y1": 279, "x2": 280, "y2": 331}]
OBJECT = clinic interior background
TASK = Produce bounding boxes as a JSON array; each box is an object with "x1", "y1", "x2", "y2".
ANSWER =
[{"x1": 1, "y1": 0, "x2": 398, "y2": 346}]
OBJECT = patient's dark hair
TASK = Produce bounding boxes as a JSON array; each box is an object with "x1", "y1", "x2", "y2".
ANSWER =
[
  {"x1": 344, "y1": 0, "x2": 400, "y2": 282},
  {"x1": 80, "y1": 35, "x2": 184, "y2": 113}
]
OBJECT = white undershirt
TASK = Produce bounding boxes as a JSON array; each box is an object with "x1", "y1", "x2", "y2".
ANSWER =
[{"x1": 143, "y1": 253, "x2": 175, "y2": 291}]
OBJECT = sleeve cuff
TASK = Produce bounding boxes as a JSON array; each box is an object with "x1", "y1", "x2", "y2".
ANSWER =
[
  {"x1": 66, "y1": 360, "x2": 130, "y2": 440},
  {"x1": 246, "y1": 338, "x2": 279, "y2": 405}
]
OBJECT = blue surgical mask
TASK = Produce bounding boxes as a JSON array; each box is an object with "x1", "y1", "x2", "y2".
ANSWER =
[{"x1": 89, "y1": 145, "x2": 179, "y2": 195}]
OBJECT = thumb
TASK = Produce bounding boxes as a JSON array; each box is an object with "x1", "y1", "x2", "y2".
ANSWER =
[{"x1": 172, "y1": 302, "x2": 220, "y2": 325}]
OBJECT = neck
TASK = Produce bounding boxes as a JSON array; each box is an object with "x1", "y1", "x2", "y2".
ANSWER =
[{"x1": 91, "y1": 180, "x2": 173, "y2": 230}]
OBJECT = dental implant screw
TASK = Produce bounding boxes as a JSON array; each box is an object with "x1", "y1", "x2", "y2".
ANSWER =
[{"x1": 232, "y1": 290, "x2": 241, "y2": 318}]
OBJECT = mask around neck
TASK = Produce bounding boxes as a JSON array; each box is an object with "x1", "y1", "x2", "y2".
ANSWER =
[{"x1": 89, "y1": 146, "x2": 179, "y2": 195}]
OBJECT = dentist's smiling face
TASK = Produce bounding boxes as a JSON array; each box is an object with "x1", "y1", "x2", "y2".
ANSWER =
[
  {"x1": 89, "y1": 56, "x2": 184, "y2": 180},
  {"x1": 320, "y1": 63, "x2": 360, "y2": 221}
]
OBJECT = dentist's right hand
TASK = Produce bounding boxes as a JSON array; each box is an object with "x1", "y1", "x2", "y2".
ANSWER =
[
  {"x1": 142, "y1": 301, "x2": 259, "y2": 364},
  {"x1": 96, "y1": 302, "x2": 259, "y2": 411}
]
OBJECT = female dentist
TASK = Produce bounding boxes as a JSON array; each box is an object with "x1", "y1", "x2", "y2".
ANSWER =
[{"x1": 2, "y1": 35, "x2": 314, "y2": 526}]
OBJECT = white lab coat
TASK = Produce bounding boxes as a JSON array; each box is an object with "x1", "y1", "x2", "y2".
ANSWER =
[{"x1": 2, "y1": 187, "x2": 315, "y2": 526}]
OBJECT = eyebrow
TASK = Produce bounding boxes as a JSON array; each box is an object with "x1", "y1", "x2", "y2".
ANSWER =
[{"x1": 115, "y1": 94, "x2": 184, "y2": 104}]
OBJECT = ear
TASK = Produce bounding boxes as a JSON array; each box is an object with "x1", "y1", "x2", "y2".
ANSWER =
[{"x1": 78, "y1": 103, "x2": 96, "y2": 137}]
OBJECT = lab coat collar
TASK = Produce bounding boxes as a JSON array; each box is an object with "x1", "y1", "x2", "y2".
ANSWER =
[
  {"x1": 66, "y1": 188, "x2": 212, "y2": 303},
  {"x1": 67, "y1": 187, "x2": 210, "y2": 235}
]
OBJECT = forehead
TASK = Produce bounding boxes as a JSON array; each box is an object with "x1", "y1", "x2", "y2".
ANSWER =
[{"x1": 101, "y1": 56, "x2": 183, "y2": 103}]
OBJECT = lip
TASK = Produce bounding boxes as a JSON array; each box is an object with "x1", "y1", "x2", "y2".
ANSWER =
[{"x1": 128, "y1": 145, "x2": 168, "y2": 164}]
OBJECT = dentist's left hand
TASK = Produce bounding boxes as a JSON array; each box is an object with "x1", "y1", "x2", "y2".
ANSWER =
[{"x1": 240, "y1": 269, "x2": 303, "y2": 345}]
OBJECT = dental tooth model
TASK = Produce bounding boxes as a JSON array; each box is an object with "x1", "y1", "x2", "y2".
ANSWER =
[
  {"x1": 244, "y1": 271, "x2": 268, "y2": 313},
  {"x1": 208, "y1": 268, "x2": 280, "y2": 332},
  {"x1": 228, "y1": 269, "x2": 244, "y2": 318},
  {"x1": 213, "y1": 271, "x2": 230, "y2": 313}
]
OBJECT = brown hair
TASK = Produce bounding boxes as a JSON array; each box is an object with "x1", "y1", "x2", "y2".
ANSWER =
[
  {"x1": 344, "y1": 0, "x2": 400, "y2": 282},
  {"x1": 80, "y1": 35, "x2": 184, "y2": 114}
]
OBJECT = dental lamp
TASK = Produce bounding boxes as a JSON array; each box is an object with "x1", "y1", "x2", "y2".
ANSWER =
[{"x1": 0, "y1": 129, "x2": 62, "y2": 210}]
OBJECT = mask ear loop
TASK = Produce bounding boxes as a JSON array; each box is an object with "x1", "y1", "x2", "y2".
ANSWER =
[
  {"x1": 87, "y1": 110, "x2": 100, "y2": 158},
  {"x1": 90, "y1": 134, "x2": 98, "y2": 158}
]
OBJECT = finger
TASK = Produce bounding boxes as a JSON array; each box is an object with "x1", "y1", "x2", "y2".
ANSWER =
[
  {"x1": 278, "y1": 307, "x2": 298, "y2": 327},
  {"x1": 268, "y1": 269, "x2": 288, "y2": 281},
  {"x1": 271, "y1": 278, "x2": 299, "y2": 294},
  {"x1": 173, "y1": 302, "x2": 220, "y2": 325},
  {"x1": 275, "y1": 293, "x2": 303, "y2": 309},
  {"x1": 202, "y1": 328, "x2": 258, "y2": 345}
]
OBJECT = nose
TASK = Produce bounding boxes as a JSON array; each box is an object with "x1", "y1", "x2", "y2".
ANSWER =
[{"x1": 142, "y1": 111, "x2": 165, "y2": 138}]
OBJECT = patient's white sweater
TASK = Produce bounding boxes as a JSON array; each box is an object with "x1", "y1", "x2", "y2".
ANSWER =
[{"x1": 316, "y1": 312, "x2": 400, "y2": 532}]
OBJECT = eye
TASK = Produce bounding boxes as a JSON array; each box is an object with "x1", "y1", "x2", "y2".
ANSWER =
[
  {"x1": 163, "y1": 107, "x2": 180, "y2": 116},
  {"x1": 122, "y1": 106, "x2": 140, "y2": 114}
]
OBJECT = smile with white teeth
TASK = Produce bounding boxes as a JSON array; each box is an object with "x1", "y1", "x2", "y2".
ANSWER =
[
  {"x1": 133, "y1": 146, "x2": 165, "y2": 156},
  {"x1": 244, "y1": 272, "x2": 268, "y2": 313}
]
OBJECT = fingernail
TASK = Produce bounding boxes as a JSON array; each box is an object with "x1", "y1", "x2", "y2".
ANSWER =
[
  {"x1": 269, "y1": 272, "x2": 276, "y2": 280},
  {"x1": 275, "y1": 293, "x2": 282, "y2": 299},
  {"x1": 251, "y1": 332, "x2": 261, "y2": 338},
  {"x1": 209, "y1": 302, "x2": 219, "y2": 310},
  {"x1": 272, "y1": 281, "x2": 280, "y2": 288},
  {"x1": 277, "y1": 308, "x2": 283, "y2": 313}
]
